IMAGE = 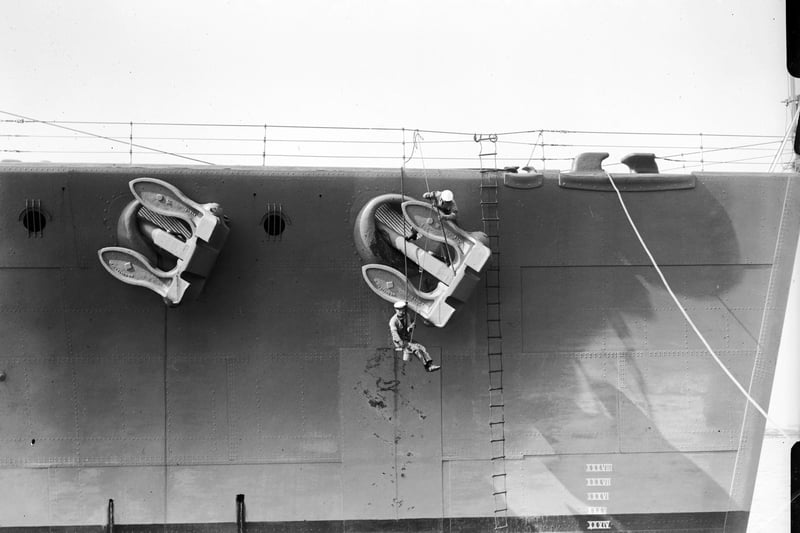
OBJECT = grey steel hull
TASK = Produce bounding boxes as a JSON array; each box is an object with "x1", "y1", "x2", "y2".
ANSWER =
[{"x1": 0, "y1": 164, "x2": 797, "y2": 532}]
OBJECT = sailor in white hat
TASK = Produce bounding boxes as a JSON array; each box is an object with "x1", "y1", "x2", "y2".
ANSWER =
[
  {"x1": 388, "y1": 301, "x2": 440, "y2": 372},
  {"x1": 423, "y1": 189, "x2": 458, "y2": 222}
]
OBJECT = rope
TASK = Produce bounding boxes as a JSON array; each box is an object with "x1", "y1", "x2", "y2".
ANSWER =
[
  {"x1": 523, "y1": 130, "x2": 544, "y2": 171},
  {"x1": 409, "y1": 131, "x2": 434, "y2": 341},
  {"x1": 414, "y1": 130, "x2": 456, "y2": 272},
  {"x1": 606, "y1": 172, "x2": 789, "y2": 440},
  {"x1": 401, "y1": 129, "x2": 410, "y2": 303}
]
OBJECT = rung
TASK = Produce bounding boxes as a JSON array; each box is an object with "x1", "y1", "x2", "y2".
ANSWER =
[
  {"x1": 494, "y1": 508, "x2": 508, "y2": 513},
  {"x1": 488, "y1": 335, "x2": 502, "y2": 340},
  {"x1": 493, "y1": 491, "x2": 507, "y2": 496},
  {"x1": 490, "y1": 403, "x2": 504, "y2": 408},
  {"x1": 492, "y1": 473, "x2": 507, "y2": 478},
  {"x1": 489, "y1": 387, "x2": 503, "y2": 392},
  {"x1": 488, "y1": 369, "x2": 503, "y2": 374},
  {"x1": 490, "y1": 438, "x2": 505, "y2": 443},
  {"x1": 482, "y1": 217, "x2": 500, "y2": 221},
  {"x1": 480, "y1": 152, "x2": 498, "y2": 157},
  {"x1": 480, "y1": 184, "x2": 498, "y2": 189},
  {"x1": 480, "y1": 201, "x2": 498, "y2": 205},
  {"x1": 491, "y1": 455, "x2": 506, "y2": 461},
  {"x1": 489, "y1": 420, "x2": 504, "y2": 425}
]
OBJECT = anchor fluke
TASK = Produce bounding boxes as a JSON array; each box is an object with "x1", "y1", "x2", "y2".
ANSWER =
[
  {"x1": 98, "y1": 178, "x2": 229, "y2": 305},
  {"x1": 130, "y1": 178, "x2": 222, "y2": 242},
  {"x1": 98, "y1": 247, "x2": 190, "y2": 304},
  {"x1": 361, "y1": 264, "x2": 455, "y2": 327}
]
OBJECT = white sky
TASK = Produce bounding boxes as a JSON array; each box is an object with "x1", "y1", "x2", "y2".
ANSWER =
[
  {"x1": 0, "y1": 0, "x2": 792, "y2": 135},
  {"x1": 1, "y1": 0, "x2": 798, "y2": 514}
]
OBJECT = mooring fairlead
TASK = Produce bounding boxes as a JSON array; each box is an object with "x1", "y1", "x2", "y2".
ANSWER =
[
  {"x1": 98, "y1": 178, "x2": 229, "y2": 305},
  {"x1": 354, "y1": 193, "x2": 490, "y2": 327}
]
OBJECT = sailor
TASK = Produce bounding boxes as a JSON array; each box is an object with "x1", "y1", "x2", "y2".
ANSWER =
[
  {"x1": 389, "y1": 301, "x2": 440, "y2": 372},
  {"x1": 423, "y1": 189, "x2": 458, "y2": 222}
]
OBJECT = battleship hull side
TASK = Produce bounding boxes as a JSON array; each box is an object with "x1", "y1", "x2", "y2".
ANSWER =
[{"x1": 0, "y1": 164, "x2": 797, "y2": 532}]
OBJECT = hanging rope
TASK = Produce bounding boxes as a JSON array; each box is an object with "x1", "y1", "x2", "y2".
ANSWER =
[
  {"x1": 606, "y1": 171, "x2": 788, "y2": 440},
  {"x1": 414, "y1": 130, "x2": 456, "y2": 272},
  {"x1": 400, "y1": 129, "x2": 411, "y2": 303}
]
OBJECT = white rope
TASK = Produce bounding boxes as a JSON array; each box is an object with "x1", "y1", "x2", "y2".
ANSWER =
[{"x1": 606, "y1": 172, "x2": 789, "y2": 440}]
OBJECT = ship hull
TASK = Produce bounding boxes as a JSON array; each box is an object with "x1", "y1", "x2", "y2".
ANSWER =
[{"x1": 0, "y1": 164, "x2": 797, "y2": 532}]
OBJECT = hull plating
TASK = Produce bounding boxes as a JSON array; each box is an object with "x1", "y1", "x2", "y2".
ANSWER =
[{"x1": 0, "y1": 164, "x2": 797, "y2": 532}]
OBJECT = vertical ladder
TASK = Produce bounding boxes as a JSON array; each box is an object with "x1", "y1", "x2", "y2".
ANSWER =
[{"x1": 475, "y1": 133, "x2": 508, "y2": 530}]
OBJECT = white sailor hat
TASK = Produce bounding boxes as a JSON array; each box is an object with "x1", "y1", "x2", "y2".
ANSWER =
[
  {"x1": 394, "y1": 301, "x2": 408, "y2": 310},
  {"x1": 441, "y1": 190, "x2": 454, "y2": 202}
]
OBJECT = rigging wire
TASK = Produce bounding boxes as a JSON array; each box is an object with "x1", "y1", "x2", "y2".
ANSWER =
[
  {"x1": 0, "y1": 113, "x2": 783, "y2": 140},
  {"x1": 768, "y1": 105, "x2": 800, "y2": 172},
  {"x1": 606, "y1": 172, "x2": 788, "y2": 440},
  {"x1": 1, "y1": 109, "x2": 789, "y2": 172},
  {"x1": 0, "y1": 110, "x2": 214, "y2": 165},
  {"x1": 522, "y1": 130, "x2": 544, "y2": 171}
]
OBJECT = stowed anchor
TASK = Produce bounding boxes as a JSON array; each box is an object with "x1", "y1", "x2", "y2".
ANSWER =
[
  {"x1": 356, "y1": 195, "x2": 490, "y2": 327},
  {"x1": 98, "y1": 178, "x2": 229, "y2": 305}
]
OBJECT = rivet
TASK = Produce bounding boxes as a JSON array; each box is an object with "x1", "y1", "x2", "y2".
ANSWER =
[{"x1": 0, "y1": 371, "x2": 6, "y2": 382}]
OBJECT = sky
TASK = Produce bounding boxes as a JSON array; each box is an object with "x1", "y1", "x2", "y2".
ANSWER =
[
  {"x1": 1, "y1": 1, "x2": 798, "y2": 527},
  {"x1": 0, "y1": 0, "x2": 792, "y2": 135}
]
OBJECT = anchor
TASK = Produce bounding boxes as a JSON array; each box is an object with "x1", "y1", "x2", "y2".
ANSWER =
[
  {"x1": 98, "y1": 178, "x2": 229, "y2": 305},
  {"x1": 355, "y1": 195, "x2": 490, "y2": 327}
]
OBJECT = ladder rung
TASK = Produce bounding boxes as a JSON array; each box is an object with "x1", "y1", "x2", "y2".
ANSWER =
[
  {"x1": 493, "y1": 491, "x2": 507, "y2": 496},
  {"x1": 490, "y1": 438, "x2": 505, "y2": 443},
  {"x1": 492, "y1": 473, "x2": 507, "y2": 478},
  {"x1": 490, "y1": 403, "x2": 504, "y2": 408},
  {"x1": 489, "y1": 387, "x2": 503, "y2": 392},
  {"x1": 491, "y1": 455, "x2": 506, "y2": 461},
  {"x1": 480, "y1": 152, "x2": 498, "y2": 157},
  {"x1": 482, "y1": 217, "x2": 500, "y2": 221},
  {"x1": 489, "y1": 420, "x2": 504, "y2": 425},
  {"x1": 480, "y1": 184, "x2": 498, "y2": 189},
  {"x1": 488, "y1": 369, "x2": 503, "y2": 374},
  {"x1": 494, "y1": 508, "x2": 508, "y2": 513}
]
